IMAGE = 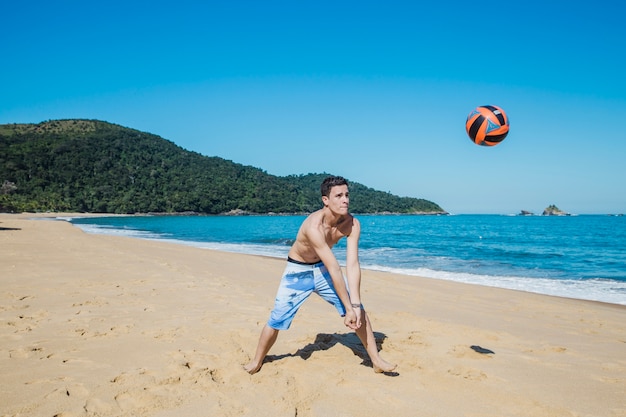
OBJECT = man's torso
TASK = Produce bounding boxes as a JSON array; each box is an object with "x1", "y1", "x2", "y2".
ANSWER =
[{"x1": 288, "y1": 210, "x2": 353, "y2": 263}]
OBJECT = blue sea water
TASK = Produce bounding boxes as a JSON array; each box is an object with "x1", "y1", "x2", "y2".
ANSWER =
[{"x1": 68, "y1": 214, "x2": 626, "y2": 306}]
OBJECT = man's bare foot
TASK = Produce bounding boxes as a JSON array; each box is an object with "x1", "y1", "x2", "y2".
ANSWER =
[
  {"x1": 373, "y1": 359, "x2": 397, "y2": 374},
  {"x1": 243, "y1": 361, "x2": 262, "y2": 375}
]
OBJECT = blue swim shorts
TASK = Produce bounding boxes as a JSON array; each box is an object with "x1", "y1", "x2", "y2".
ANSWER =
[{"x1": 267, "y1": 258, "x2": 347, "y2": 330}]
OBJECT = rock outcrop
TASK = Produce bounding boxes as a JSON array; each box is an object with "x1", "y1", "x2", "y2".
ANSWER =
[{"x1": 542, "y1": 205, "x2": 569, "y2": 216}]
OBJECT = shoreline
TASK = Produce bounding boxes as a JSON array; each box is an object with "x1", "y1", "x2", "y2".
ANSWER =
[
  {"x1": 12, "y1": 212, "x2": 626, "y2": 307},
  {"x1": 1, "y1": 213, "x2": 625, "y2": 417},
  {"x1": 66, "y1": 212, "x2": 626, "y2": 306}
]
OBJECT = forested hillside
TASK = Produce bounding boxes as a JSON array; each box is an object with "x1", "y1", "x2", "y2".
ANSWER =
[{"x1": 0, "y1": 120, "x2": 446, "y2": 214}]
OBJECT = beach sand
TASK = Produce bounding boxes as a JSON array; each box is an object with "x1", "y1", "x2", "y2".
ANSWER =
[{"x1": 1, "y1": 213, "x2": 624, "y2": 417}]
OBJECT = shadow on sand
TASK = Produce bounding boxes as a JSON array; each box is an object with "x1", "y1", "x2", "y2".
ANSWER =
[{"x1": 265, "y1": 332, "x2": 399, "y2": 376}]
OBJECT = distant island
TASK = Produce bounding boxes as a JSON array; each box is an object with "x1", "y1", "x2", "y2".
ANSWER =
[
  {"x1": 542, "y1": 205, "x2": 570, "y2": 216},
  {"x1": 0, "y1": 120, "x2": 447, "y2": 215},
  {"x1": 518, "y1": 205, "x2": 570, "y2": 216}
]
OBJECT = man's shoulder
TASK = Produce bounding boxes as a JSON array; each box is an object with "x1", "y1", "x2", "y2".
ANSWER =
[
  {"x1": 300, "y1": 210, "x2": 323, "y2": 232},
  {"x1": 350, "y1": 214, "x2": 360, "y2": 227},
  {"x1": 337, "y1": 214, "x2": 359, "y2": 236},
  {"x1": 304, "y1": 209, "x2": 324, "y2": 223}
]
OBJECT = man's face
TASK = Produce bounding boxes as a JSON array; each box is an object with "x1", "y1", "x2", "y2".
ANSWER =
[{"x1": 323, "y1": 184, "x2": 349, "y2": 214}]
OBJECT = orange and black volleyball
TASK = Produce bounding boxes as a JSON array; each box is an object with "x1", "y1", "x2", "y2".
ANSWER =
[{"x1": 465, "y1": 105, "x2": 510, "y2": 146}]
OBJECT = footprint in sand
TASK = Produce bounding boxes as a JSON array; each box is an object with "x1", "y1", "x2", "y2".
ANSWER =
[
  {"x1": 115, "y1": 391, "x2": 145, "y2": 412},
  {"x1": 404, "y1": 330, "x2": 430, "y2": 347},
  {"x1": 9, "y1": 345, "x2": 46, "y2": 359},
  {"x1": 84, "y1": 397, "x2": 115, "y2": 414},
  {"x1": 43, "y1": 383, "x2": 90, "y2": 400},
  {"x1": 447, "y1": 365, "x2": 488, "y2": 381},
  {"x1": 523, "y1": 345, "x2": 567, "y2": 355}
]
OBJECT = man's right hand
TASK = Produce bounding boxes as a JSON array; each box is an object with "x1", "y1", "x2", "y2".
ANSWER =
[{"x1": 344, "y1": 308, "x2": 360, "y2": 330}]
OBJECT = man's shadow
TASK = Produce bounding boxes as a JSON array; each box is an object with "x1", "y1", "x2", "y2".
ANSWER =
[
  {"x1": 0, "y1": 226, "x2": 21, "y2": 231},
  {"x1": 265, "y1": 332, "x2": 399, "y2": 376}
]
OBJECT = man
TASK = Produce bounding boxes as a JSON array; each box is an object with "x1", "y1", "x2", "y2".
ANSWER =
[{"x1": 244, "y1": 176, "x2": 396, "y2": 374}]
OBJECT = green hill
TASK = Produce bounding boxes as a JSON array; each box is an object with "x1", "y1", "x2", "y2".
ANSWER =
[{"x1": 0, "y1": 120, "x2": 446, "y2": 215}]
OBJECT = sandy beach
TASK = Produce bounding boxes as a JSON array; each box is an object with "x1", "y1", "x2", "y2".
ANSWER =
[{"x1": 1, "y1": 213, "x2": 624, "y2": 417}]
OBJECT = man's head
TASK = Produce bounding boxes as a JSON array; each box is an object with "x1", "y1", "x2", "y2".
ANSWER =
[{"x1": 321, "y1": 176, "x2": 349, "y2": 197}]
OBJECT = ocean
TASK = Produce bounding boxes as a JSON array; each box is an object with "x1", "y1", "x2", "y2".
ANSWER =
[{"x1": 68, "y1": 214, "x2": 626, "y2": 306}]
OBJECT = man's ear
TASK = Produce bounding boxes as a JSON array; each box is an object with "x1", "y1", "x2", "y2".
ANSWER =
[{"x1": 321, "y1": 195, "x2": 329, "y2": 207}]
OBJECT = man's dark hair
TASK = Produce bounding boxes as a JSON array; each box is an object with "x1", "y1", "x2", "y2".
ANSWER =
[{"x1": 321, "y1": 176, "x2": 349, "y2": 197}]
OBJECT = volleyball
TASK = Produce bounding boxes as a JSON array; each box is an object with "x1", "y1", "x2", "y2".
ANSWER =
[{"x1": 465, "y1": 105, "x2": 510, "y2": 146}]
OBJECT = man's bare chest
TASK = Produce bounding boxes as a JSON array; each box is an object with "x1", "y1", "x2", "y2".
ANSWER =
[{"x1": 324, "y1": 227, "x2": 347, "y2": 247}]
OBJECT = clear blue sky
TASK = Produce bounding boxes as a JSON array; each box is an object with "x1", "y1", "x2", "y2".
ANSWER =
[{"x1": 2, "y1": 1, "x2": 625, "y2": 214}]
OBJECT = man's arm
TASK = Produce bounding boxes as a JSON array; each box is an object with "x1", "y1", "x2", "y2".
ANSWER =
[
  {"x1": 306, "y1": 224, "x2": 359, "y2": 329},
  {"x1": 345, "y1": 217, "x2": 363, "y2": 326}
]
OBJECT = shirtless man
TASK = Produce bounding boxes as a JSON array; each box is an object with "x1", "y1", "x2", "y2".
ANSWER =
[{"x1": 244, "y1": 176, "x2": 396, "y2": 374}]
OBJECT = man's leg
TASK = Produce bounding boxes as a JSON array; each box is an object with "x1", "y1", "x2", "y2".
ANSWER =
[
  {"x1": 244, "y1": 324, "x2": 279, "y2": 374},
  {"x1": 245, "y1": 262, "x2": 316, "y2": 374},
  {"x1": 354, "y1": 310, "x2": 397, "y2": 373}
]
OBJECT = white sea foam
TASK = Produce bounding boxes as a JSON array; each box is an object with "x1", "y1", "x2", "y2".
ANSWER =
[
  {"x1": 73, "y1": 223, "x2": 164, "y2": 240},
  {"x1": 364, "y1": 264, "x2": 626, "y2": 306}
]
